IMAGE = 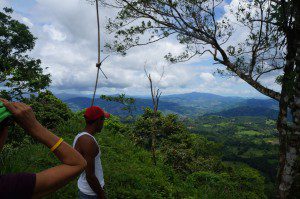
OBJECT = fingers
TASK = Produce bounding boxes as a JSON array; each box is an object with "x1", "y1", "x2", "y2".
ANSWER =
[
  {"x1": 0, "y1": 99, "x2": 30, "y2": 114},
  {"x1": 0, "y1": 99, "x2": 18, "y2": 114},
  {"x1": 18, "y1": 102, "x2": 29, "y2": 110},
  {"x1": 0, "y1": 98, "x2": 9, "y2": 104}
]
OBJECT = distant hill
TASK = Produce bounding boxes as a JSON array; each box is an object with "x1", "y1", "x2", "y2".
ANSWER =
[
  {"x1": 205, "y1": 106, "x2": 279, "y2": 120},
  {"x1": 60, "y1": 92, "x2": 280, "y2": 118},
  {"x1": 161, "y1": 92, "x2": 244, "y2": 113},
  {"x1": 55, "y1": 93, "x2": 89, "y2": 100},
  {"x1": 64, "y1": 97, "x2": 190, "y2": 116},
  {"x1": 239, "y1": 98, "x2": 278, "y2": 110}
]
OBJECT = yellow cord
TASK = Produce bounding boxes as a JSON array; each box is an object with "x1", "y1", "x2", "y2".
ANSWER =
[{"x1": 50, "y1": 138, "x2": 64, "y2": 152}]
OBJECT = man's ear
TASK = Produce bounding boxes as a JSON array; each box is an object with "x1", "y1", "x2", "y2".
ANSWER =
[{"x1": 0, "y1": 127, "x2": 8, "y2": 151}]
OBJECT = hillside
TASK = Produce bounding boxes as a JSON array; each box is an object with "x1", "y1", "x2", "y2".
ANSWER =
[
  {"x1": 0, "y1": 115, "x2": 267, "y2": 198},
  {"x1": 205, "y1": 106, "x2": 279, "y2": 120},
  {"x1": 239, "y1": 99, "x2": 278, "y2": 110},
  {"x1": 62, "y1": 92, "x2": 278, "y2": 118},
  {"x1": 64, "y1": 97, "x2": 189, "y2": 116},
  {"x1": 162, "y1": 92, "x2": 244, "y2": 111}
]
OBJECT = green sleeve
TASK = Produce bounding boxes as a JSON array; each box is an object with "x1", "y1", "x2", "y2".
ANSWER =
[{"x1": 0, "y1": 101, "x2": 12, "y2": 123}]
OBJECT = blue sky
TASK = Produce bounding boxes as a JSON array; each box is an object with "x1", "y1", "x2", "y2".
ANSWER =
[{"x1": 1, "y1": 0, "x2": 280, "y2": 98}]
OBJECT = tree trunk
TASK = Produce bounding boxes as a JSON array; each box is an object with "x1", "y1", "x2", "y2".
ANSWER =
[
  {"x1": 151, "y1": 115, "x2": 157, "y2": 166},
  {"x1": 277, "y1": 54, "x2": 295, "y2": 199},
  {"x1": 288, "y1": 1, "x2": 300, "y2": 197},
  {"x1": 277, "y1": 1, "x2": 300, "y2": 198}
]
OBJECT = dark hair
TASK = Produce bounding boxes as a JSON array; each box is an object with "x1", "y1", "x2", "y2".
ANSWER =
[{"x1": 85, "y1": 116, "x2": 105, "y2": 125}]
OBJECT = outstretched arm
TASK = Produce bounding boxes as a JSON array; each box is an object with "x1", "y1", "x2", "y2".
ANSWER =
[{"x1": 0, "y1": 99, "x2": 87, "y2": 198}]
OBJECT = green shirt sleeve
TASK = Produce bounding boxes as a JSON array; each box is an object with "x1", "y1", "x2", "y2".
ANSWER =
[{"x1": 0, "y1": 101, "x2": 12, "y2": 123}]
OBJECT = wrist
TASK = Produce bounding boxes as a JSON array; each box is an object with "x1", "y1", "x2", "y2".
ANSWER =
[{"x1": 26, "y1": 121, "x2": 43, "y2": 135}]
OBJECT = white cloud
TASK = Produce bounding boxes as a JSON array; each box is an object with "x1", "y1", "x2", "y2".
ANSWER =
[
  {"x1": 22, "y1": 17, "x2": 33, "y2": 27},
  {"x1": 43, "y1": 25, "x2": 67, "y2": 41},
  {"x1": 0, "y1": 0, "x2": 281, "y2": 98},
  {"x1": 199, "y1": 72, "x2": 215, "y2": 83}
]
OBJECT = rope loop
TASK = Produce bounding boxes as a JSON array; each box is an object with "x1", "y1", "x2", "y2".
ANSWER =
[{"x1": 96, "y1": 63, "x2": 101, "y2": 68}]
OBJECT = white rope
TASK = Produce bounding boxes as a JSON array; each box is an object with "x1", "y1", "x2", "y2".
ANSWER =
[{"x1": 91, "y1": 0, "x2": 101, "y2": 106}]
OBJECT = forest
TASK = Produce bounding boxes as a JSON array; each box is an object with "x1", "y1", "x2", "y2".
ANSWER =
[{"x1": 1, "y1": 0, "x2": 300, "y2": 198}]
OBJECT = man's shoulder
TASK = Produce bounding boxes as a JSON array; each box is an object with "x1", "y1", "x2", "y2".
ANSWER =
[
  {"x1": 77, "y1": 134, "x2": 96, "y2": 146},
  {"x1": 75, "y1": 133, "x2": 99, "y2": 156}
]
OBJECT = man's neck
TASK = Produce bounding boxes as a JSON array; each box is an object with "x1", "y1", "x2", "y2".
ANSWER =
[{"x1": 83, "y1": 126, "x2": 96, "y2": 136}]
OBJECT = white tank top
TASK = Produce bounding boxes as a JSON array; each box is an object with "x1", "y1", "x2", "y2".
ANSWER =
[{"x1": 73, "y1": 132, "x2": 105, "y2": 196}]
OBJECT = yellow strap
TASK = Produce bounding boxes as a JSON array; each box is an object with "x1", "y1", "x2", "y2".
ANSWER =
[{"x1": 50, "y1": 138, "x2": 64, "y2": 152}]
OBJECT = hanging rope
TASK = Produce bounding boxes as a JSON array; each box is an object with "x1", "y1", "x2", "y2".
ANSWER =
[{"x1": 91, "y1": 0, "x2": 108, "y2": 107}]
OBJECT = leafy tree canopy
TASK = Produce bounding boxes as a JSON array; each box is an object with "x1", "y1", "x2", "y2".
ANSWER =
[
  {"x1": 0, "y1": 8, "x2": 50, "y2": 99},
  {"x1": 103, "y1": 0, "x2": 289, "y2": 101},
  {"x1": 23, "y1": 90, "x2": 72, "y2": 130}
]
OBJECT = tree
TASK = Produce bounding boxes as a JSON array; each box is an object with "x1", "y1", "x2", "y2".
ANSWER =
[
  {"x1": 101, "y1": 93, "x2": 136, "y2": 117},
  {"x1": 161, "y1": 132, "x2": 222, "y2": 175},
  {"x1": 258, "y1": 1, "x2": 300, "y2": 197},
  {"x1": 23, "y1": 90, "x2": 73, "y2": 130},
  {"x1": 144, "y1": 64, "x2": 164, "y2": 165},
  {"x1": 133, "y1": 107, "x2": 163, "y2": 149},
  {"x1": 133, "y1": 108, "x2": 184, "y2": 147},
  {"x1": 6, "y1": 90, "x2": 72, "y2": 145},
  {"x1": 0, "y1": 8, "x2": 50, "y2": 99},
  {"x1": 102, "y1": 0, "x2": 300, "y2": 197}
]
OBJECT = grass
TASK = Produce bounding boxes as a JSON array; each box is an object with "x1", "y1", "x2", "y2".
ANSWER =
[
  {"x1": 263, "y1": 138, "x2": 279, "y2": 145},
  {"x1": 217, "y1": 122, "x2": 229, "y2": 127},
  {"x1": 0, "y1": 117, "x2": 267, "y2": 199},
  {"x1": 236, "y1": 130, "x2": 263, "y2": 136}
]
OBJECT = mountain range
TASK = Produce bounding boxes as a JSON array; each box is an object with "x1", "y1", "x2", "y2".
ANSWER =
[{"x1": 58, "y1": 92, "x2": 280, "y2": 119}]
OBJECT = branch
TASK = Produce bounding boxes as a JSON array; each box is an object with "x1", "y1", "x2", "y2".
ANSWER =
[{"x1": 254, "y1": 66, "x2": 284, "y2": 81}]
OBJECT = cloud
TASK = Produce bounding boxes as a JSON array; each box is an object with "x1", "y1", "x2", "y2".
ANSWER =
[
  {"x1": 21, "y1": 17, "x2": 33, "y2": 27},
  {"x1": 43, "y1": 25, "x2": 67, "y2": 41},
  {"x1": 199, "y1": 73, "x2": 215, "y2": 83},
  {"x1": 0, "y1": 0, "x2": 281, "y2": 98}
]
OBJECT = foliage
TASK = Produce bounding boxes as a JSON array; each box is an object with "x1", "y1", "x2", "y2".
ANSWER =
[
  {"x1": 23, "y1": 90, "x2": 73, "y2": 130},
  {"x1": 0, "y1": 111, "x2": 268, "y2": 198},
  {"x1": 104, "y1": 0, "x2": 283, "y2": 102},
  {"x1": 187, "y1": 115, "x2": 278, "y2": 196},
  {"x1": 5, "y1": 91, "x2": 72, "y2": 145},
  {"x1": 0, "y1": 8, "x2": 50, "y2": 99},
  {"x1": 101, "y1": 93, "x2": 136, "y2": 118},
  {"x1": 104, "y1": 114, "x2": 130, "y2": 135},
  {"x1": 186, "y1": 162, "x2": 266, "y2": 199},
  {"x1": 133, "y1": 108, "x2": 187, "y2": 149},
  {"x1": 161, "y1": 132, "x2": 222, "y2": 176}
]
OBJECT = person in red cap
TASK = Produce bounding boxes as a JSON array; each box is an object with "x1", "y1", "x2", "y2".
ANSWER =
[{"x1": 73, "y1": 106, "x2": 110, "y2": 199}]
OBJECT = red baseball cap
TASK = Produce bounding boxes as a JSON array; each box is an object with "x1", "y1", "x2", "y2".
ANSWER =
[{"x1": 84, "y1": 106, "x2": 110, "y2": 121}]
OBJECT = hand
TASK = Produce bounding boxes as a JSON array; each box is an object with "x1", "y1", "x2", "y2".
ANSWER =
[{"x1": 0, "y1": 98, "x2": 40, "y2": 134}]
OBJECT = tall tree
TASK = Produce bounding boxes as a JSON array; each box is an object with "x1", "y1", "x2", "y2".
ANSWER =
[
  {"x1": 262, "y1": 0, "x2": 300, "y2": 197},
  {"x1": 0, "y1": 8, "x2": 50, "y2": 99},
  {"x1": 144, "y1": 64, "x2": 164, "y2": 165},
  {"x1": 101, "y1": 0, "x2": 299, "y2": 197}
]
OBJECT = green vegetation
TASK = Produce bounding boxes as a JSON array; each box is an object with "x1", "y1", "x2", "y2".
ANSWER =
[
  {"x1": 0, "y1": 8, "x2": 50, "y2": 99},
  {"x1": 0, "y1": 104, "x2": 270, "y2": 198},
  {"x1": 187, "y1": 115, "x2": 279, "y2": 197},
  {"x1": 236, "y1": 130, "x2": 263, "y2": 136},
  {"x1": 0, "y1": 4, "x2": 283, "y2": 199}
]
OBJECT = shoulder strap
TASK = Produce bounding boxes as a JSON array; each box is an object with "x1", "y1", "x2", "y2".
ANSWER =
[{"x1": 73, "y1": 132, "x2": 98, "y2": 147}]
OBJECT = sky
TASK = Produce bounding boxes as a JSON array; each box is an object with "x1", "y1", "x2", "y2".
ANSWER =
[{"x1": 0, "y1": 0, "x2": 281, "y2": 98}]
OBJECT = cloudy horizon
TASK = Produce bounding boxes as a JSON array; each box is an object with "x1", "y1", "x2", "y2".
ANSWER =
[{"x1": 0, "y1": 0, "x2": 281, "y2": 99}]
